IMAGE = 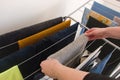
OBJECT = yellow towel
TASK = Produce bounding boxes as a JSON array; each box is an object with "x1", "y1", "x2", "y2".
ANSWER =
[
  {"x1": 18, "y1": 20, "x2": 71, "y2": 48},
  {"x1": 0, "y1": 66, "x2": 23, "y2": 80},
  {"x1": 87, "y1": 11, "x2": 112, "y2": 25}
]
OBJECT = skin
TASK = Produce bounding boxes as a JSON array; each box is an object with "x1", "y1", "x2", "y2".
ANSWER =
[
  {"x1": 40, "y1": 27, "x2": 120, "y2": 80},
  {"x1": 85, "y1": 27, "x2": 120, "y2": 40},
  {"x1": 40, "y1": 58, "x2": 89, "y2": 80}
]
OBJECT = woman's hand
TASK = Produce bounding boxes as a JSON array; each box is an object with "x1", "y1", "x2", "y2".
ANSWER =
[
  {"x1": 40, "y1": 58, "x2": 63, "y2": 79},
  {"x1": 85, "y1": 28, "x2": 108, "y2": 40}
]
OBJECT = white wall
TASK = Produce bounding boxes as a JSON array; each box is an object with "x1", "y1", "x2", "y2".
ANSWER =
[
  {"x1": 0, "y1": 0, "x2": 86, "y2": 34},
  {"x1": 1, "y1": 0, "x2": 118, "y2": 35},
  {"x1": 0, "y1": 0, "x2": 67, "y2": 35},
  {"x1": 0, "y1": 0, "x2": 89, "y2": 35}
]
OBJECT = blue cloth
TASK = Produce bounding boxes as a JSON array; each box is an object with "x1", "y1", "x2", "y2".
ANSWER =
[
  {"x1": 90, "y1": 52, "x2": 113, "y2": 74},
  {"x1": 80, "y1": 8, "x2": 118, "y2": 35},
  {"x1": 0, "y1": 42, "x2": 19, "y2": 58},
  {"x1": 92, "y1": 1, "x2": 120, "y2": 20},
  {"x1": 0, "y1": 17, "x2": 62, "y2": 47},
  {"x1": 81, "y1": 8, "x2": 118, "y2": 27},
  {"x1": 86, "y1": 16, "x2": 120, "y2": 59},
  {"x1": 0, "y1": 23, "x2": 78, "y2": 80},
  {"x1": 19, "y1": 23, "x2": 78, "y2": 80},
  {"x1": 85, "y1": 16, "x2": 120, "y2": 76},
  {"x1": 0, "y1": 46, "x2": 36, "y2": 73},
  {"x1": 102, "y1": 49, "x2": 120, "y2": 76}
]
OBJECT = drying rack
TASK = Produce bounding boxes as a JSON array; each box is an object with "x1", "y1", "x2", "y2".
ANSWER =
[
  {"x1": 19, "y1": 0, "x2": 120, "y2": 80},
  {"x1": 65, "y1": 0, "x2": 120, "y2": 72}
]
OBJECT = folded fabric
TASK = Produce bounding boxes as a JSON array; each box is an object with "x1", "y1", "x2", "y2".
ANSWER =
[
  {"x1": 0, "y1": 65, "x2": 23, "y2": 80},
  {"x1": 48, "y1": 34, "x2": 88, "y2": 65},
  {"x1": 0, "y1": 17, "x2": 63, "y2": 47},
  {"x1": 92, "y1": 1, "x2": 120, "y2": 20},
  {"x1": 18, "y1": 20, "x2": 71, "y2": 48}
]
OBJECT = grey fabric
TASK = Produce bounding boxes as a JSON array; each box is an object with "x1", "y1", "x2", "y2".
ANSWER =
[{"x1": 48, "y1": 34, "x2": 88, "y2": 65}]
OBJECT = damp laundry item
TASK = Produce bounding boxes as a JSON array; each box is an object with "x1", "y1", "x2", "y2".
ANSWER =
[
  {"x1": 48, "y1": 34, "x2": 88, "y2": 65},
  {"x1": 0, "y1": 65, "x2": 23, "y2": 80},
  {"x1": 90, "y1": 51, "x2": 113, "y2": 74},
  {"x1": 19, "y1": 23, "x2": 78, "y2": 80},
  {"x1": 0, "y1": 22, "x2": 78, "y2": 80},
  {"x1": 18, "y1": 20, "x2": 71, "y2": 48},
  {"x1": 92, "y1": 1, "x2": 120, "y2": 20},
  {"x1": 0, "y1": 17, "x2": 63, "y2": 47},
  {"x1": 76, "y1": 46, "x2": 102, "y2": 70}
]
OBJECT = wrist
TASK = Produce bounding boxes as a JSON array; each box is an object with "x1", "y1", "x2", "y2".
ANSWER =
[
  {"x1": 53, "y1": 63, "x2": 65, "y2": 79},
  {"x1": 104, "y1": 28, "x2": 110, "y2": 38}
]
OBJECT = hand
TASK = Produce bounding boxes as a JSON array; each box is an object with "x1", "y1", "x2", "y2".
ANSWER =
[
  {"x1": 85, "y1": 28, "x2": 108, "y2": 40},
  {"x1": 40, "y1": 58, "x2": 63, "y2": 79}
]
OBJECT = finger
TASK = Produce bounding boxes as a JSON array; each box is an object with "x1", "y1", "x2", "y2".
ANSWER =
[
  {"x1": 41, "y1": 69, "x2": 44, "y2": 73},
  {"x1": 40, "y1": 60, "x2": 46, "y2": 67},
  {"x1": 85, "y1": 29, "x2": 95, "y2": 35}
]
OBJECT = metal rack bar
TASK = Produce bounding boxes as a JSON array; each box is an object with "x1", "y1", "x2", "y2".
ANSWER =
[
  {"x1": 68, "y1": 0, "x2": 93, "y2": 17},
  {"x1": 64, "y1": 16, "x2": 120, "y2": 51}
]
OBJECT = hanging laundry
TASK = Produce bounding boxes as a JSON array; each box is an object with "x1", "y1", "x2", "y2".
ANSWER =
[
  {"x1": 13, "y1": 22, "x2": 78, "y2": 79},
  {"x1": 0, "y1": 17, "x2": 63, "y2": 47},
  {"x1": 0, "y1": 65, "x2": 23, "y2": 80},
  {"x1": 0, "y1": 17, "x2": 63, "y2": 58},
  {"x1": 82, "y1": 8, "x2": 118, "y2": 27},
  {"x1": 92, "y1": 1, "x2": 120, "y2": 20},
  {"x1": 90, "y1": 50, "x2": 113, "y2": 74},
  {"x1": 48, "y1": 34, "x2": 88, "y2": 65},
  {"x1": 18, "y1": 20, "x2": 71, "y2": 48},
  {"x1": 0, "y1": 22, "x2": 78, "y2": 75},
  {"x1": 76, "y1": 46, "x2": 102, "y2": 70}
]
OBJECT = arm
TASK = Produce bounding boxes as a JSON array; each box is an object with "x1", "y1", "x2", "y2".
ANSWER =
[
  {"x1": 54, "y1": 64, "x2": 89, "y2": 80},
  {"x1": 40, "y1": 58, "x2": 89, "y2": 80},
  {"x1": 40, "y1": 59, "x2": 117, "y2": 80},
  {"x1": 106, "y1": 27, "x2": 120, "y2": 39},
  {"x1": 85, "y1": 27, "x2": 120, "y2": 40}
]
